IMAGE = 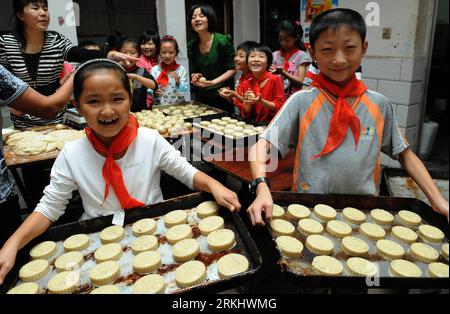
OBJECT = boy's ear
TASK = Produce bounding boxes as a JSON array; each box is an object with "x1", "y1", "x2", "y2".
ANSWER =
[
  {"x1": 16, "y1": 12, "x2": 24, "y2": 21},
  {"x1": 72, "y1": 100, "x2": 82, "y2": 116},
  {"x1": 362, "y1": 40, "x2": 368, "y2": 56},
  {"x1": 308, "y1": 46, "x2": 315, "y2": 61}
]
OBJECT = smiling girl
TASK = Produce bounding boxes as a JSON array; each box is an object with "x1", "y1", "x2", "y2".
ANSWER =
[
  {"x1": 236, "y1": 44, "x2": 285, "y2": 124},
  {"x1": 118, "y1": 37, "x2": 157, "y2": 111},
  {"x1": 0, "y1": 59, "x2": 241, "y2": 284},
  {"x1": 150, "y1": 36, "x2": 189, "y2": 105}
]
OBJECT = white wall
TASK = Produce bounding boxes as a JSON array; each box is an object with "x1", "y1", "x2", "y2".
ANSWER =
[
  {"x1": 48, "y1": 0, "x2": 78, "y2": 45},
  {"x1": 336, "y1": 0, "x2": 438, "y2": 168},
  {"x1": 156, "y1": 0, "x2": 190, "y2": 100},
  {"x1": 233, "y1": 0, "x2": 260, "y2": 46},
  {"x1": 341, "y1": 0, "x2": 420, "y2": 58}
]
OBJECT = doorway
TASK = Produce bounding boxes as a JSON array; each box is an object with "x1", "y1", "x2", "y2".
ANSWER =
[
  {"x1": 423, "y1": 0, "x2": 449, "y2": 172},
  {"x1": 260, "y1": 0, "x2": 301, "y2": 51}
]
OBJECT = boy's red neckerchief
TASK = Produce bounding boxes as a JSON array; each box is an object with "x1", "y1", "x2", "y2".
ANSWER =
[{"x1": 310, "y1": 73, "x2": 368, "y2": 158}]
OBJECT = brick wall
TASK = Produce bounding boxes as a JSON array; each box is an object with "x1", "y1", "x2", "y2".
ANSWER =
[{"x1": 363, "y1": 56, "x2": 428, "y2": 168}]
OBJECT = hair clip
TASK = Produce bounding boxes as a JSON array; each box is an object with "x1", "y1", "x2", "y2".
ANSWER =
[{"x1": 162, "y1": 35, "x2": 177, "y2": 42}]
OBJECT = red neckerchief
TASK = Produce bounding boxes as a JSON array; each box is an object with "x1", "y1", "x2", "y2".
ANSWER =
[
  {"x1": 247, "y1": 71, "x2": 271, "y2": 97},
  {"x1": 142, "y1": 55, "x2": 159, "y2": 67},
  {"x1": 149, "y1": 56, "x2": 159, "y2": 67},
  {"x1": 281, "y1": 48, "x2": 300, "y2": 71},
  {"x1": 156, "y1": 62, "x2": 180, "y2": 88},
  {"x1": 237, "y1": 71, "x2": 252, "y2": 86},
  {"x1": 85, "y1": 115, "x2": 145, "y2": 210},
  {"x1": 310, "y1": 73, "x2": 368, "y2": 159}
]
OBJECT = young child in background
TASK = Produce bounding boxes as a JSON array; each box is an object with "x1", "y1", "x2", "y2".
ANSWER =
[
  {"x1": 219, "y1": 41, "x2": 258, "y2": 116},
  {"x1": 103, "y1": 31, "x2": 123, "y2": 52},
  {"x1": 150, "y1": 36, "x2": 189, "y2": 105},
  {"x1": 272, "y1": 20, "x2": 312, "y2": 99},
  {"x1": 137, "y1": 30, "x2": 161, "y2": 74},
  {"x1": 236, "y1": 44, "x2": 285, "y2": 124},
  {"x1": 247, "y1": 9, "x2": 448, "y2": 226},
  {"x1": 137, "y1": 31, "x2": 161, "y2": 108},
  {"x1": 118, "y1": 37, "x2": 158, "y2": 111},
  {"x1": 0, "y1": 59, "x2": 241, "y2": 284}
]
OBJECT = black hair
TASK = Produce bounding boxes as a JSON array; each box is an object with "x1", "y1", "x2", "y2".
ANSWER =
[
  {"x1": 189, "y1": 4, "x2": 218, "y2": 34},
  {"x1": 11, "y1": 0, "x2": 48, "y2": 48},
  {"x1": 160, "y1": 35, "x2": 179, "y2": 55},
  {"x1": 118, "y1": 37, "x2": 138, "y2": 52},
  {"x1": 236, "y1": 41, "x2": 258, "y2": 56},
  {"x1": 247, "y1": 44, "x2": 273, "y2": 71},
  {"x1": 137, "y1": 30, "x2": 161, "y2": 56},
  {"x1": 103, "y1": 31, "x2": 123, "y2": 52},
  {"x1": 277, "y1": 20, "x2": 306, "y2": 51},
  {"x1": 74, "y1": 60, "x2": 131, "y2": 102},
  {"x1": 309, "y1": 8, "x2": 366, "y2": 49},
  {"x1": 78, "y1": 40, "x2": 100, "y2": 50}
]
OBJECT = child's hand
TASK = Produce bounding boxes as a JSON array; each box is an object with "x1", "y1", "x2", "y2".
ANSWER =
[
  {"x1": 244, "y1": 90, "x2": 260, "y2": 105},
  {"x1": 247, "y1": 183, "x2": 273, "y2": 226},
  {"x1": 273, "y1": 66, "x2": 284, "y2": 75},
  {"x1": 0, "y1": 244, "x2": 18, "y2": 285},
  {"x1": 210, "y1": 184, "x2": 241, "y2": 213},
  {"x1": 127, "y1": 73, "x2": 136, "y2": 80},
  {"x1": 155, "y1": 89, "x2": 164, "y2": 97},
  {"x1": 170, "y1": 72, "x2": 180, "y2": 85},
  {"x1": 269, "y1": 64, "x2": 277, "y2": 73},
  {"x1": 219, "y1": 87, "x2": 233, "y2": 99},
  {"x1": 431, "y1": 195, "x2": 449, "y2": 222}
]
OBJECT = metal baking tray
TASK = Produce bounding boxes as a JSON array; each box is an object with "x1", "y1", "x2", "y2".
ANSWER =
[
  {"x1": 193, "y1": 119, "x2": 265, "y2": 150},
  {"x1": 381, "y1": 168, "x2": 449, "y2": 205},
  {"x1": 3, "y1": 124, "x2": 80, "y2": 168},
  {"x1": 5, "y1": 192, "x2": 261, "y2": 294},
  {"x1": 154, "y1": 101, "x2": 227, "y2": 123},
  {"x1": 266, "y1": 192, "x2": 448, "y2": 288}
]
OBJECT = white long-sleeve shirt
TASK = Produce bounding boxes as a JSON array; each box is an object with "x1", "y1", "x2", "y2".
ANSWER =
[{"x1": 35, "y1": 128, "x2": 199, "y2": 221}]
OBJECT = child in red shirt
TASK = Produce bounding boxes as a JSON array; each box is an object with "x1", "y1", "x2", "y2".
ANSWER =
[{"x1": 236, "y1": 44, "x2": 285, "y2": 124}]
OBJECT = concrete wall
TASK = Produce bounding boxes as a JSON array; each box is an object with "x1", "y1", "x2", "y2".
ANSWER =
[
  {"x1": 156, "y1": 0, "x2": 190, "y2": 100},
  {"x1": 233, "y1": 0, "x2": 260, "y2": 46},
  {"x1": 338, "y1": 0, "x2": 438, "y2": 168},
  {"x1": 48, "y1": 0, "x2": 78, "y2": 44}
]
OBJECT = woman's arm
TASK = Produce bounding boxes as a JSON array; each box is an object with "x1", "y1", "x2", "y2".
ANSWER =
[
  {"x1": 67, "y1": 46, "x2": 139, "y2": 64},
  {"x1": 128, "y1": 73, "x2": 157, "y2": 90},
  {"x1": 11, "y1": 74, "x2": 74, "y2": 119},
  {"x1": 0, "y1": 212, "x2": 53, "y2": 285},
  {"x1": 192, "y1": 69, "x2": 236, "y2": 88},
  {"x1": 399, "y1": 148, "x2": 449, "y2": 221}
]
